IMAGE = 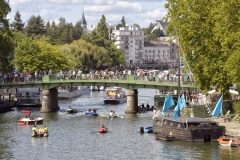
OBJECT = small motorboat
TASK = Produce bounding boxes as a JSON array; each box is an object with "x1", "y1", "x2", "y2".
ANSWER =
[
  {"x1": 18, "y1": 110, "x2": 43, "y2": 125},
  {"x1": 65, "y1": 108, "x2": 78, "y2": 113},
  {"x1": 138, "y1": 126, "x2": 153, "y2": 133},
  {"x1": 98, "y1": 127, "x2": 108, "y2": 133},
  {"x1": 85, "y1": 109, "x2": 98, "y2": 116},
  {"x1": 218, "y1": 136, "x2": 239, "y2": 147}
]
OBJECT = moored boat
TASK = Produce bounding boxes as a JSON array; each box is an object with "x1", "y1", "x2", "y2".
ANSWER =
[
  {"x1": 153, "y1": 117, "x2": 225, "y2": 142},
  {"x1": 218, "y1": 136, "x2": 239, "y2": 147},
  {"x1": 18, "y1": 110, "x2": 43, "y2": 125},
  {"x1": 138, "y1": 126, "x2": 153, "y2": 133},
  {"x1": 103, "y1": 87, "x2": 127, "y2": 104}
]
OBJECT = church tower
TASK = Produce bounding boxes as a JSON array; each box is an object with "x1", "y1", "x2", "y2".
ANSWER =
[{"x1": 81, "y1": 11, "x2": 87, "y2": 30}]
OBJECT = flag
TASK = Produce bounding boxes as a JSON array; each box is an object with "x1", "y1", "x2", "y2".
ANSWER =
[
  {"x1": 180, "y1": 93, "x2": 187, "y2": 110},
  {"x1": 174, "y1": 96, "x2": 182, "y2": 119},
  {"x1": 162, "y1": 94, "x2": 174, "y2": 116},
  {"x1": 211, "y1": 95, "x2": 223, "y2": 117}
]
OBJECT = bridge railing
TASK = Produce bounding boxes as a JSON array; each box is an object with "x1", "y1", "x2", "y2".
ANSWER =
[
  {"x1": 40, "y1": 74, "x2": 193, "y2": 85},
  {"x1": 0, "y1": 73, "x2": 194, "y2": 85}
]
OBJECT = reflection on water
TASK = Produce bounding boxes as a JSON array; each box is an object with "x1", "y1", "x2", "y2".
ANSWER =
[{"x1": 0, "y1": 89, "x2": 238, "y2": 159}]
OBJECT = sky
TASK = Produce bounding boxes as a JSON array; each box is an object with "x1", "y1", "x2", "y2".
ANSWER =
[{"x1": 7, "y1": 0, "x2": 168, "y2": 28}]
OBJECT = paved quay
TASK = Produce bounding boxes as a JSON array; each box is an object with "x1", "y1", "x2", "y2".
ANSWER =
[{"x1": 209, "y1": 117, "x2": 240, "y2": 137}]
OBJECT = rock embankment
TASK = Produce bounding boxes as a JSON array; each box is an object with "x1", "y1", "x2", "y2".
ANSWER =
[{"x1": 209, "y1": 117, "x2": 240, "y2": 137}]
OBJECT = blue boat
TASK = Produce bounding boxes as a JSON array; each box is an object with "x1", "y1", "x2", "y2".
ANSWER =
[
  {"x1": 85, "y1": 111, "x2": 98, "y2": 116},
  {"x1": 138, "y1": 126, "x2": 153, "y2": 133}
]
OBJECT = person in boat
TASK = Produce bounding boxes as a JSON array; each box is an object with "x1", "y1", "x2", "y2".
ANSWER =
[
  {"x1": 93, "y1": 108, "x2": 97, "y2": 113},
  {"x1": 146, "y1": 103, "x2": 150, "y2": 109},
  {"x1": 101, "y1": 124, "x2": 105, "y2": 128},
  {"x1": 113, "y1": 111, "x2": 116, "y2": 117},
  {"x1": 32, "y1": 125, "x2": 37, "y2": 135},
  {"x1": 44, "y1": 126, "x2": 48, "y2": 133},
  {"x1": 88, "y1": 108, "x2": 92, "y2": 112},
  {"x1": 109, "y1": 110, "x2": 113, "y2": 117},
  {"x1": 69, "y1": 105, "x2": 72, "y2": 109}
]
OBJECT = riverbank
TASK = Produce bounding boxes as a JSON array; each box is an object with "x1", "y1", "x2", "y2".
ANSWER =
[{"x1": 209, "y1": 117, "x2": 240, "y2": 137}]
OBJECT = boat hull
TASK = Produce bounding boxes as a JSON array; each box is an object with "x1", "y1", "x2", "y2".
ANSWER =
[
  {"x1": 85, "y1": 112, "x2": 98, "y2": 116},
  {"x1": 153, "y1": 117, "x2": 225, "y2": 142},
  {"x1": 98, "y1": 128, "x2": 107, "y2": 133},
  {"x1": 66, "y1": 108, "x2": 78, "y2": 113},
  {"x1": 138, "y1": 126, "x2": 153, "y2": 133},
  {"x1": 218, "y1": 136, "x2": 239, "y2": 147},
  {"x1": 18, "y1": 118, "x2": 43, "y2": 125},
  {"x1": 103, "y1": 97, "x2": 127, "y2": 104}
]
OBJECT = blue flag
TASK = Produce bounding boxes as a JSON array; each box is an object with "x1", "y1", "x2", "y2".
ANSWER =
[
  {"x1": 162, "y1": 94, "x2": 174, "y2": 116},
  {"x1": 180, "y1": 93, "x2": 187, "y2": 110},
  {"x1": 174, "y1": 96, "x2": 182, "y2": 119},
  {"x1": 212, "y1": 95, "x2": 223, "y2": 117}
]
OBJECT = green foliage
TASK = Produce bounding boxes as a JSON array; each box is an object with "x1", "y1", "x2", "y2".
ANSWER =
[
  {"x1": 14, "y1": 37, "x2": 70, "y2": 72},
  {"x1": 233, "y1": 101, "x2": 240, "y2": 116},
  {"x1": 25, "y1": 15, "x2": 46, "y2": 36},
  {"x1": 11, "y1": 11, "x2": 25, "y2": 31},
  {"x1": 165, "y1": 0, "x2": 240, "y2": 98},
  {"x1": 0, "y1": 0, "x2": 14, "y2": 72}
]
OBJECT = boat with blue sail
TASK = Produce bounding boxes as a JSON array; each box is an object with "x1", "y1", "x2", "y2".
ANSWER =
[{"x1": 153, "y1": 94, "x2": 225, "y2": 142}]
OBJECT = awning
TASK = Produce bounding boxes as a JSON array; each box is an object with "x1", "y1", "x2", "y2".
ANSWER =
[
  {"x1": 229, "y1": 89, "x2": 239, "y2": 95},
  {"x1": 207, "y1": 89, "x2": 239, "y2": 95},
  {"x1": 207, "y1": 90, "x2": 216, "y2": 94}
]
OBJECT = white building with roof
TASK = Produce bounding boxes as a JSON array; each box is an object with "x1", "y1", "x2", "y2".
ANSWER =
[{"x1": 112, "y1": 26, "x2": 144, "y2": 64}]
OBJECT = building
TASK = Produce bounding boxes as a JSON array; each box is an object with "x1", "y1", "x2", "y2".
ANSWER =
[
  {"x1": 151, "y1": 20, "x2": 169, "y2": 36},
  {"x1": 81, "y1": 11, "x2": 87, "y2": 30},
  {"x1": 112, "y1": 26, "x2": 144, "y2": 64}
]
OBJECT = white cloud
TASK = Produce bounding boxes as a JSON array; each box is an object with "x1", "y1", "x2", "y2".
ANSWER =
[
  {"x1": 85, "y1": 1, "x2": 142, "y2": 13},
  {"x1": 141, "y1": 9, "x2": 167, "y2": 19},
  {"x1": 92, "y1": 0, "x2": 117, "y2": 5},
  {"x1": 9, "y1": 0, "x2": 31, "y2": 5}
]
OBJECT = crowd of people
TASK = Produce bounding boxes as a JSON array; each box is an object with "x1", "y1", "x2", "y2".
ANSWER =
[{"x1": 0, "y1": 68, "x2": 193, "y2": 85}]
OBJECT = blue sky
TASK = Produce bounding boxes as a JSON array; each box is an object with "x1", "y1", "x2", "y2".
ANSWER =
[{"x1": 7, "y1": 0, "x2": 168, "y2": 28}]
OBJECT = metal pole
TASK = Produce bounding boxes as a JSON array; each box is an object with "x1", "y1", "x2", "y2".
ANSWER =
[{"x1": 178, "y1": 40, "x2": 181, "y2": 97}]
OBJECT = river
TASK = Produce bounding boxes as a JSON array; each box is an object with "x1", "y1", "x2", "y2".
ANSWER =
[{"x1": 0, "y1": 88, "x2": 238, "y2": 160}]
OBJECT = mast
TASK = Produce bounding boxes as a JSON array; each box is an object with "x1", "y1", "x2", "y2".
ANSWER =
[{"x1": 178, "y1": 39, "x2": 181, "y2": 97}]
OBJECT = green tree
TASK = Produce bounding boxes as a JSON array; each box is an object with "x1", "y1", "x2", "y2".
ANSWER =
[
  {"x1": 0, "y1": 0, "x2": 14, "y2": 71},
  {"x1": 25, "y1": 15, "x2": 46, "y2": 36},
  {"x1": 164, "y1": 0, "x2": 240, "y2": 98},
  {"x1": 121, "y1": 16, "x2": 126, "y2": 27},
  {"x1": 96, "y1": 15, "x2": 109, "y2": 40},
  {"x1": 72, "y1": 21, "x2": 83, "y2": 40},
  {"x1": 14, "y1": 37, "x2": 70, "y2": 72},
  {"x1": 11, "y1": 10, "x2": 25, "y2": 31}
]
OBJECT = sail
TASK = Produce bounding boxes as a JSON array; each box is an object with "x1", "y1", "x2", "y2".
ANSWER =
[
  {"x1": 162, "y1": 94, "x2": 174, "y2": 116},
  {"x1": 174, "y1": 96, "x2": 182, "y2": 119},
  {"x1": 211, "y1": 95, "x2": 223, "y2": 117},
  {"x1": 180, "y1": 93, "x2": 187, "y2": 110}
]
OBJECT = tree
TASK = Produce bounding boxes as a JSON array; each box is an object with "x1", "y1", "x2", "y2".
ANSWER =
[
  {"x1": 72, "y1": 21, "x2": 83, "y2": 40},
  {"x1": 25, "y1": 15, "x2": 46, "y2": 36},
  {"x1": 14, "y1": 37, "x2": 71, "y2": 72},
  {"x1": 121, "y1": 16, "x2": 126, "y2": 27},
  {"x1": 11, "y1": 11, "x2": 25, "y2": 31},
  {"x1": 116, "y1": 16, "x2": 127, "y2": 30},
  {"x1": 96, "y1": 15, "x2": 109, "y2": 40},
  {"x1": 0, "y1": 0, "x2": 14, "y2": 71},
  {"x1": 164, "y1": 0, "x2": 240, "y2": 98}
]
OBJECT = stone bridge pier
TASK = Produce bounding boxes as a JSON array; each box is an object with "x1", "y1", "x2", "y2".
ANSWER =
[
  {"x1": 41, "y1": 88, "x2": 59, "y2": 112},
  {"x1": 125, "y1": 89, "x2": 138, "y2": 113}
]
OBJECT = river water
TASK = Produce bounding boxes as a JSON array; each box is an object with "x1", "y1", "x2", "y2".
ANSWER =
[{"x1": 0, "y1": 88, "x2": 239, "y2": 160}]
